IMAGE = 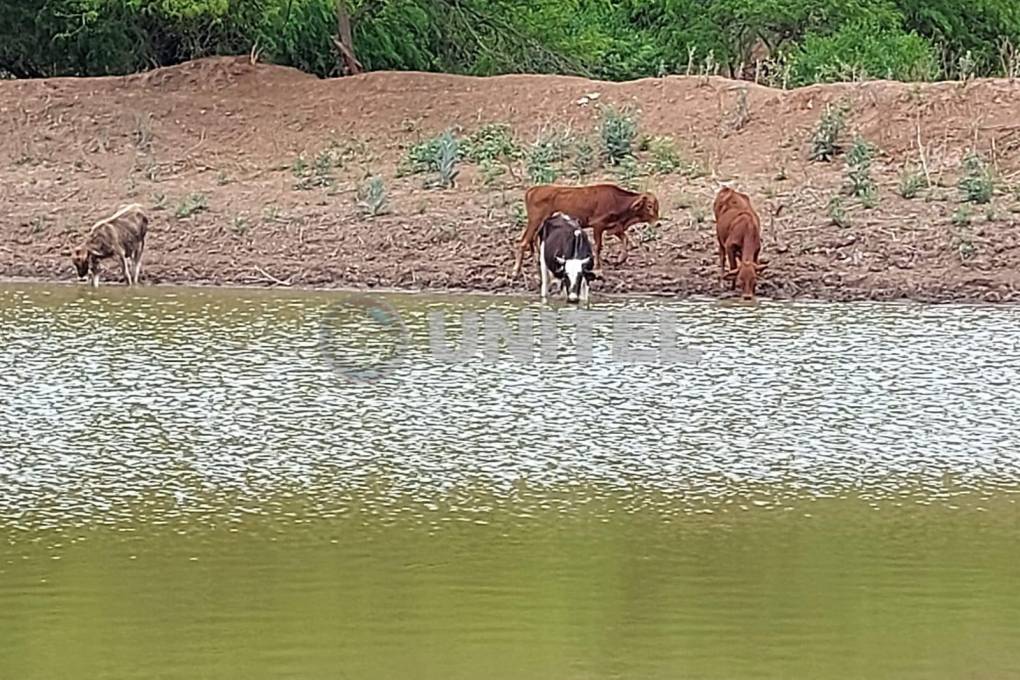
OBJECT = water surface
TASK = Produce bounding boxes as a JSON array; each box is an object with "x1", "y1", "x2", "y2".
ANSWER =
[{"x1": 1, "y1": 283, "x2": 1019, "y2": 679}]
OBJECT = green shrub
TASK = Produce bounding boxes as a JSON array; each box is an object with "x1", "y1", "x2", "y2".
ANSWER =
[
  {"x1": 789, "y1": 20, "x2": 939, "y2": 86},
  {"x1": 958, "y1": 151, "x2": 995, "y2": 204},
  {"x1": 828, "y1": 195, "x2": 850, "y2": 227},
  {"x1": 598, "y1": 105, "x2": 638, "y2": 165},
  {"x1": 429, "y1": 130, "x2": 460, "y2": 189},
  {"x1": 809, "y1": 101, "x2": 849, "y2": 162},
  {"x1": 526, "y1": 129, "x2": 572, "y2": 184},
  {"x1": 358, "y1": 177, "x2": 390, "y2": 216},
  {"x1": 463, "y1": 123, "x2": 518, "y2": 163},
  {"x1": 845, "y1": 136, "x2": 877, "y2": 200},
  {"x1": 898, "y1": 166, "x2": 926, "y2": 199}
]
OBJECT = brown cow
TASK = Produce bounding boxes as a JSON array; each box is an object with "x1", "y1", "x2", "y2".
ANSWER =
[
  {"x1": 71, "y1": 204, "x2": 149, "y2": 287},
  {"x1": 511, "y1": 183, "x2": 660, "y2": 278},
  {"x1": 713, "y1": 185, "x2": 767, "y2": 300}
]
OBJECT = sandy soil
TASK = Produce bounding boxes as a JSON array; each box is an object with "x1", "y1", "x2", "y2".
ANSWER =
[{"x1": 2, "y1": 55, "x2": 1020, "y2": 302}]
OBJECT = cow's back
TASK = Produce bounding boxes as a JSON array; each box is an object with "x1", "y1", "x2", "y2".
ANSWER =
[{"x1": 527, "y1": 184, "x2": 638, "y2": 223}]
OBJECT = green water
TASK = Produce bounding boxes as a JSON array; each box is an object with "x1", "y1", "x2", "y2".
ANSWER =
[{"x1": 1, "y1": 283, "x2": 1019, "y2": 679}]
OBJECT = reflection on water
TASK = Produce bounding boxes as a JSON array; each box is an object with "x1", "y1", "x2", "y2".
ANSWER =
[{"x1": 1, "y1": 283, "x2": 1019, "y2": 680}]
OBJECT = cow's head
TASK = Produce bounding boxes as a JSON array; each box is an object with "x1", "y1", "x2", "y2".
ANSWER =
[
  {"x1": 555, "y1": 254, "x2": 596, "y2": 303},
  {"x1": 725, "y1": 260, "x2": 767, "y2": 300},
  {"x1": 630, "y1": 192, "x2": 661, "y2": 226},
  {"x1": 71, "y1": 246, "x2": 91, "y2": 279}
]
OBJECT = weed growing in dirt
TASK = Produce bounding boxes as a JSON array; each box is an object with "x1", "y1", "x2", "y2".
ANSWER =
[
  {"x1": 175, "y1": 193, "x2": 208, "y2": 219},
  {"x1": 29, "y1": 217, "x2": 46, "y2": 234},
  {"x1": 809, "y1": 101, "x2": 849, "y2": 161},
  {"x1": 479, "y1": 159, "x2": 507, "y2": 187},
  {"x1": 598, "y1": 105, "x2": 638, "y2": 165},
  {"x1": 463, "y1": 123, "x2": 519, "y2": 163},
  {"x1": 571, "y1": 138, "x2": 598, "y2": 177},
  {"x1": 774, "y1": 166, "x2": 788, "y2": 181},
  {"x1": 985, "y1": 206, "x2": 1000, "y2": 222},
  {"x1": 230, "y1": 216, "x2": 250, "y2": 236},
  {"x1": 828, "y1": 196, "x2": 850, "y2": 227},
  {"x1": 614, "y1": 155, "x2": 642, "y2": 189},
  {"x1": 898, "y1": 166, "x2": 926, "y2": 199},
  {"x1": 690, "y1": 206, "x2": 707, "y2": 224},
  {"x1": 845, "y1": 136, "x2": 877, "y2": 204},
  {"x1": 647, "y1": 136, "x2": 685, "y2": 175},
  {"x1": 152, "y1": 193, "x2": 167, "y2": 210},
  {"x1": 637, "y1": 223, "x2": 660, "y2": 243},
  {"x1": 509, "y1": 203, "x2": 526, "y2": 228},
  {"x1": 958, "y1": 151, "x2": 995, "y2": 204},
  {"x1": 426, "y1": 130, "x2": 459, "y2": 190},
  {"x1": 358, "y1": 177, "x2": 390, "y2": 217},
  {"x1": 526, "y1": 129, "x2": 572, "y2": 184},
  {"x1": 217, "y1": 171, "x2": 230, "y2": 186},
  {"x1": 399, "y1": 132, "x2": 455, "y2": 176},
  {"x1": 292, "y1": 156, "x2": 308, "y2": 177},
  {"x1": 951, "y1": 205, "x2": 973, "y2": 226}
]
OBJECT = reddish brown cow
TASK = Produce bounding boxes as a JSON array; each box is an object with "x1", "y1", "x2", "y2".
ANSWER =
[
  {"x1": 511, "y1": 183, "x2": 660, "y2": 278},
  {"x1": 713, "y1": 185, "x2": 767, "y2": 300}
]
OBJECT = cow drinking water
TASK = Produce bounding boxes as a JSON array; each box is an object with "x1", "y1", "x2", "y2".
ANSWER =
[
  {"x1": 713, "y1": 185, "x2": 767, "y2": 300},
  {"x1": 537, "y1": 213, "x2": 598, "y2": 305},
  {"x1": 71, "y1": 204, "x2": 149, "y2": 288}
]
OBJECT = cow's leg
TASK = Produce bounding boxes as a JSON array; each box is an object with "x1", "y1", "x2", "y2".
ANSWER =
[
  {"x1": 592, "y1": 226, "x2": 606, "y2": 275},
  {"x1": 728, "y1": 248, "x2": 739, "y2": 290},
  {"x1": 717, "y1": 243, "x2": 728, "y2": 283},
  {"x1": 580, "y1": 277, "x2": 590, "y2": 307},
  {"x1": 121, "y1": 255, "x2": 134, "y2": 286},
  {"x1": 512, "y1": 212, "x2": 543, "y2": 279},
  {"x1": 539, "y1": 241, "x2": 549, "y2": 301},
  {"x1": 133, "y1": 242, "x2": 145, "y2": 285}
]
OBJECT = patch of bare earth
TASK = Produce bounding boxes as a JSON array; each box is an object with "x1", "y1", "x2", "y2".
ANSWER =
[{"x1": 2, "y1": 55, "x2": 1020, "y2": 302}]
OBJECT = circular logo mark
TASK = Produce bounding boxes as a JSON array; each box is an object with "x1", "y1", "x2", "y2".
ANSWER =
[{"x1": 318, "y1": 295, "x2": 410, "y2": 383}]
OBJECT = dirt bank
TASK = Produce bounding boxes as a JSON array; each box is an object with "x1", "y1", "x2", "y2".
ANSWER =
[{"x1": 2, "y1": 56, "x2": 1020, "y2": 303}]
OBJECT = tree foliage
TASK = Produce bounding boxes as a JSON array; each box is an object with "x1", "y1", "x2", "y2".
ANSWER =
[{"x1": 1, "y1": 0, "x2": 1018, "y2": 82}]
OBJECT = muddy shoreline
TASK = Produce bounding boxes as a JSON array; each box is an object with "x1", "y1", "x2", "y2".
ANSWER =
[{"x1": 3, "y1": 57, "x2": 1019, "y2": 305}]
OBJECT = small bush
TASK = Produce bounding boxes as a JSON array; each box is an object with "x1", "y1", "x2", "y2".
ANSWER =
[
  {"x1": 828, "y1": 195, "x2": 850, "y2": 227},
  {"x1": 951, "y1": 205, "x2": 972, "y2": 226},
  {"x1": 479, "y1": 159, "x2": 506, "y2": 187},
  {"x1": 809, "y1": 101, "x2": 849, "y2": 162},
  {"x1": 614, "y1": 155, "x2": 642, "y2": 189},
  {"x1": 526, "y1": 129, "x2": 572, "y2": 184},
  {"x1": 571, "y1": 138, "x2": 598, "y2": 177},
  {"x1": 647, "y1": 136, "x2": 682, "y2": 175},
  {"x1": 230, "y1": 216, "x2": 250, "y2": 236},
  {"x1": 399, "y1": 134, "x2": 449, "y2": 176},
  {"x1": 292, "y1": 149, "x2": 337, "y2": 190},
  {"x1": 463, "y1": 123, "x2": 518, "y2": 163},
  {"x1": 358, "y1": 177, "x2": 390, "y2": 217},
  {"x1": 898, "y1": 166, "x2": 926, "y2": 199},
  {"x1": 845, "y1": 136, "x2": 876, "y2": 202},
  {"x1": 175, "y1": 193, "x2": 208, "y2": 219},
  {"x1": 598, "y1": 105, "x2": 638, "y2": 165},
  {"x1": 428, "y1": 130, "x2": 460, "y2": 189},
  {"x1": 958, "y1": 151, "x2": 995, "y2": 204}
]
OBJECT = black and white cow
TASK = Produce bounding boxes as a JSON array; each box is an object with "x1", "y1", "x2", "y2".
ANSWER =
[{"x1": 537, "y1": 212, "x2": 599, "y2": 304}]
